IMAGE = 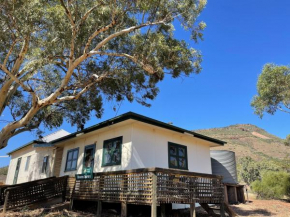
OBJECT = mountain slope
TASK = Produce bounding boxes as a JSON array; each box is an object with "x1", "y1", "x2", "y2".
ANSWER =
[{"x1": 196, "y1": 124, "x2": 290, "y2": 161}]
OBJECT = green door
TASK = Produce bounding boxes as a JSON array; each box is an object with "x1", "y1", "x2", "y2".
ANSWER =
[{"x1": 13, "y1": 157, "x2": 22, "y2": 184}]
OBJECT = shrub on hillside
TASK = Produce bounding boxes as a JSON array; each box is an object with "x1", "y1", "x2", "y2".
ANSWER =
[
  {"x1": 284, "y1": 134, "x2": 290, "y2": 146},
  {"x1": 251, "y1": 171, "x2": 290, "y2": 199},
  {"x1": 237, "y1": 157, "x2": 281, "y2": 184},
  {"x1": 0, "y1": 166, "x2": 8, "y2": 175}
]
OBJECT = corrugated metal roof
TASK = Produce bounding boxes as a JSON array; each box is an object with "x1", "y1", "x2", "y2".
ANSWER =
[{"x1": 7, "y1": 130, "x2": 70, "y2": 155}]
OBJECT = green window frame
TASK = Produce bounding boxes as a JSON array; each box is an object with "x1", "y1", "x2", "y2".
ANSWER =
[
  {"x1": 168, "y1": 142, "x2": 188, "y2": 170},
  {"x1": 65, "y1": 148, "x2": 79, "y2": 171},
  {"x1": 102, "y1": 136, "x2": 122, "y2": 167}
]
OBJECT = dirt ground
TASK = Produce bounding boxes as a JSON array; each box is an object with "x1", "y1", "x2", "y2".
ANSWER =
[
  {"x1": 231, "y1": 198, "x2": 290, "y2": 217},
  {"x1": 1, "y1": 197, "x2": 290, "y2": 217}
]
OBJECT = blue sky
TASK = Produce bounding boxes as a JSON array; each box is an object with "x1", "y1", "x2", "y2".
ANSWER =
[{"x1": 1, "y1": 0, "x2": 290, "y2": 167}]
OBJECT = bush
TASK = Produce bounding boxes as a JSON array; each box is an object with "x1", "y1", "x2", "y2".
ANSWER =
[
  {"x1": 251, "y1": 171, "x2": 290, "y2": 199},
  {"x1": 0, "y1": 166, "x2": 8, "y2": 175},
  {"x1": 284, "y1": 134, "x2": 290, "y2": 146},
  {"x1": 237, "y1": 157, "x2": 281, "y2": 184}
]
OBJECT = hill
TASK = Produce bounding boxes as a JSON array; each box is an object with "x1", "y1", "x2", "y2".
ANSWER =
[
  {"x1": 0, "y1": 166, "x2": 8, "y2": 175},
  {"x1": 196, "y1": 124, "x2": 290, "y2": 161}
]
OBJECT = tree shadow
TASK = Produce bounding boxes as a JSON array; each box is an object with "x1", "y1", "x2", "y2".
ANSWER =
[{"x1": 231, "y1": 206, "x2": 273, "y2": 216}]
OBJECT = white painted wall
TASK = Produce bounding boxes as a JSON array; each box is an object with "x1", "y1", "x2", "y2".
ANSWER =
[
  {"x1": 59, "y1": 123, "x2": 133, "y2": 177},
  {"x1": 130, "y1": 122, "x2": 212, "y2": 174},
  {"x1": 6, "y1": 145, "x2": 54, "y2": 184},
  {"x1": 58, "y1": 121, "x2": 212, "y2": 177},
  {"x1": 7, "y1": 120, "x2": 214, "y2": 186}
]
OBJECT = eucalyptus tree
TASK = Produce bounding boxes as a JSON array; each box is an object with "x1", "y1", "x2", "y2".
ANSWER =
[
  {"x1": 0, "y1": 0, "x2": 206, "y2": 149},
  {"x1": 252, "y1": 64, "x2": 290, "y2": 117}
]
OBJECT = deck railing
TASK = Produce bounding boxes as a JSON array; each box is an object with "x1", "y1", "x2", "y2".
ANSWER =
[
  {"x1": 2, "y1": 176, "x2": 68, "y2": 211},
  {"x1": 71, "y1": 167, "x2": 224, "y2": 205}
]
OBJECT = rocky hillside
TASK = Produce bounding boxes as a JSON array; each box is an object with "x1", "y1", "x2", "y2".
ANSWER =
[{"x1": 196, "y1": 124, "x2": 290, "y2": 161}]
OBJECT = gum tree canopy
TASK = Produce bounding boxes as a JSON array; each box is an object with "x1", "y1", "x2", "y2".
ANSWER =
[
  {"x1": 252, "y1": 64, "x2": 290, "y2": 117},
  {"x1": 0, "y1": 0, "x2": 206, "y2": 149}
]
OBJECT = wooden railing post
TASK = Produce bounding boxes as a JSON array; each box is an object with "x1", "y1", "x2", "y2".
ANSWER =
[
  {"x1": 121, "y1": 202, "x2": 127, "y2": 217},
  {"x1": 62, "y1": 176, "x2": 68, "y2": 202},
  {"x1": 97, "y1": 174, "x2": 102, "y2": 217},
  {"x1": 151, "y1": 171, "x2": 157, "y2": 217},
  {"x1": 3, "y1": 190, "x2": 9, "y2": 213},
  {"x1": 190, "y1": 202, "x2": 196, "y2": 217},
  {"x1": 160, "y1": 203, "x2": 166, "y2": 217},
  {"x1": 220, "y1": 202, "x2": 226, "y2": 217}
]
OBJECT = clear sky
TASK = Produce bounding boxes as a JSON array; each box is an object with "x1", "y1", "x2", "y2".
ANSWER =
[{"x1": 1, "y1": 0, "x2": 290, "y2": 167}]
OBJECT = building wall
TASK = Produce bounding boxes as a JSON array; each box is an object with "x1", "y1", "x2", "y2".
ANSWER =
[
  {"x1": 7, "y1": 120, "x2": 214, "y2": 184},
  {"x1": 130, "y1": 122, "x2": 212, "y2": 174},
  {"x1": 58, "y1": 121, "x2": 212, "y2": 177},
  {"x1": 59, "y1": 123, "x2": 133, "y2": 177},
  {"x1": 6, "y1": 145, "x2": 54, "y2": 184}
]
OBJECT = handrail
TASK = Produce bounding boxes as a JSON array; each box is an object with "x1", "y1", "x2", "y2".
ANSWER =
[
  {"x1": 2, "y1": 176, "x2": 68, "y2": 212},
  {"x1": 92, "y1": 167, "x2": 223, "y2": 179}
]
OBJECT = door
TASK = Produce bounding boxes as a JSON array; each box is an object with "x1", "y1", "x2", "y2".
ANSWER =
[
  {"x1": 83, "y1": 144, "x2": 95, "y2": 173},
  {"x1": 13, "y1": 157, "x2": 22, "y2": 184}
]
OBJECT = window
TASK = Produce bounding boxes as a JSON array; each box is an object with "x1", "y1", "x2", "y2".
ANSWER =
[
  {"x1": 168, "y1": 142, "x2": 188, "y2": 170},
  {"x1": 25, "y1": 156, "x2": 31, "y2": 171},
  {"x1": 102, "y1": 137, "x2": 122, "y2": 166},
  {"x1": 65, "y1": 148, "x2": 79, "y2": 171},
  {"x1": 41, "y1": 156, "x2": 49, "y2": 173},
  {"x1": 83, "y1": 144, "x2": 95, "y2": 172}
]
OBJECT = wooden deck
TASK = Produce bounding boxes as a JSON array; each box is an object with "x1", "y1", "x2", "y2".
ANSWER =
[
  {"x1": 1, "y1": 168, "x2": 225, "y2": 217},
  {"x1": 69, "y1": 168, "x2": 225, "y2": 217}
]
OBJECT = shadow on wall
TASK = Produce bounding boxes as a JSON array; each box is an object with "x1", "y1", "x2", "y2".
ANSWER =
[{"x1": 211, "y1": 158, "x2": 236, "y2": 183}]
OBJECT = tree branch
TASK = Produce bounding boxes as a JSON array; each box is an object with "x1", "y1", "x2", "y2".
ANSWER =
[
  {"x1": 83, "y1": 2, "x2": 117, "y2": 54},
  {"x1": 11, "y1": 36, "x2": 30, "y2": 74},
  {"x1": 92, "y1": 19, "x2": 166, "y2": 52},
  {"x1": 54, "y1": 72, "x2": 108, "y2": 104},
  {"x1": 0, "y1": 64, "x2": 35, "y2": 95},
  {"x1": 277, "y1": 106, "x2": 290, "y2": 114},
  {"x1": 92, "y1": 51, "x2": 155, "y2": 74},
  {"x1": 59, "y1": 0, "x2": 75, "y2": 26},
  {"x1": 3, "y1": 39, "x2": 18, "y2": 67}
]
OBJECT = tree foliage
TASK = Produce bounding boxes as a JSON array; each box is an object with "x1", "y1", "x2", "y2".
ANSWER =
[
  {"x1": 0, "y1": 0, "x2": 207, "y2": 149},
  {"x1": 237, "y1": 156, "x2": 282, "y2": 185},
  {"x1": 284, "y1": 135, "x2": 290, "y2": 146},
  {"x1": 252, "y1": 64, "x2": 290, "y2": 117},
  {"x1": 251, "y1": 171, "x2": 290, "y2": 199},
  {"x1": 0, "y1": 166, "x2": 8, "y2": 175}
]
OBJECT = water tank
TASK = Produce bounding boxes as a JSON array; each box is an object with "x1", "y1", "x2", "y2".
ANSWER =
[{"x1": 210, "y1": 150, "x2": 238, "y2": 184}]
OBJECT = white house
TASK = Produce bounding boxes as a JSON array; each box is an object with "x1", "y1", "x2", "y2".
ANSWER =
[{"x1": 6, "y1": 112, "x2": 225, "y2": 185}]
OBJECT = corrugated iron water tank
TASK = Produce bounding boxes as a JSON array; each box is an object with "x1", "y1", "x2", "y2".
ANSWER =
[{"x1": 210, "y1": 150, "x2": 238, "y2": 184}]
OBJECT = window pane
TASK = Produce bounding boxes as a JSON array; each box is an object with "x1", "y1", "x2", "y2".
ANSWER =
[
  {"x1": 169, "y1": 156, "x2": 178, "y2": 167},
  {"x1": 179, "y1": 158, "x2": 187, "y2": 169},
  {"x1": 103, "y1": 137, "x2": 122, "y2": 166},
  {"x1": 66, "y1": 160, "x2": 72, "y2": 170},
  {"x1": 178, "y1": 148, "x2": 186, "y2": 157},
  {"x1": 73, "y1": 150, "x2": 78, "y2": 159},
  {"x1": 169, "y1": 146, "x2": 177, "y2": 155},
  {"x1": 68, "y1": 151, "x2": 73, "y2": 160},
  {"x1": 71, "y1": 160, "x2": 77, "y2": 170},
  {"x1": 25, "y1": 156, "x2": 31, "y2": 171}
]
